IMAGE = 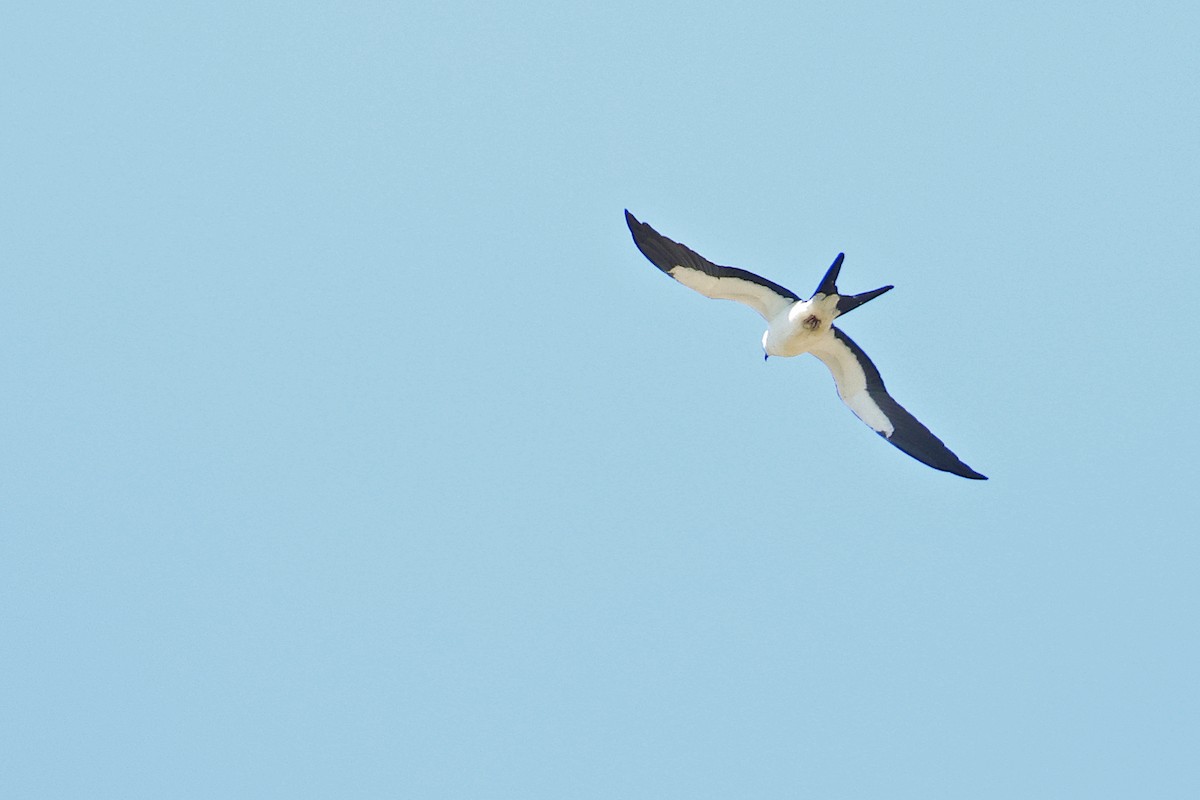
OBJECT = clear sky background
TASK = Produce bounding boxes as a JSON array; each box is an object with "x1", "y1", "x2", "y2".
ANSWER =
[{"x1": 3, "y1": 1, "x2": 1199, "y2": 797}]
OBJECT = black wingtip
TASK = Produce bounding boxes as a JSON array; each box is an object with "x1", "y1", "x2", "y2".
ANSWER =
[
  {"x1": 624, "y1": 210, "x2": 675, "y2": 276},
  {"x1": 877, "y1": 427, "x2": 988, "y2": 480},
  {"x1": 962, "y1": 463, "x2": 988, "y2": 480},
  {"x1": 625, "y1": 209, "x2": 653, "y2": 243},
  {"x1": 953, "y1": 463, "x2": 988, "y2": 480}
]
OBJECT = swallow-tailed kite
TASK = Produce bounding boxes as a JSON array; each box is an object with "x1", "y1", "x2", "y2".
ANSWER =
[{"x1": 625, "y1": 210, "x2": 986, "y2": 480}]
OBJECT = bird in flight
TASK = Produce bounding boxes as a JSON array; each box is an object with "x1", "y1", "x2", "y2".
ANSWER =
[{"x1": 625, "y1": 210, "x2": 986, "y2": 480}]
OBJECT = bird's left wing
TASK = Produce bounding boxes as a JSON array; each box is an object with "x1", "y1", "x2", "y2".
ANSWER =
[
  {"x1": 625, "y1": 211, "x2": 799, "y2": 321},
  {"x1": 809, "y1": 327, "x2": 987, "y2": 479}
]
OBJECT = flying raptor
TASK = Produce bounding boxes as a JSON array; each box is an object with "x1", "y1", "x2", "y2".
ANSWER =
[{"x1": 625, "y1": 210, "x2": 986, "y2": 480}]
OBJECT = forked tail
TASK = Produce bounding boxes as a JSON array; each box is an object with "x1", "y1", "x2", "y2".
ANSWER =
[{"x1": 812, "y1": 253, "x2": 893, "y2": 317}]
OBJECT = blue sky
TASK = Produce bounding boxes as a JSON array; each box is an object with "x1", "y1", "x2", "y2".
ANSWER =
[{"x1": 3, "y1": 1, "x2": 1199, "y2": 797}]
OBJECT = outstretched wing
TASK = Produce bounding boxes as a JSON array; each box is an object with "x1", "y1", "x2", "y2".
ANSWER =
[
  {"x1": 809, "y1": 327, "x2": 987, "y2": 479},
  {"x1": 625, "y1": 210, "x2": 799, "y2": 321}
]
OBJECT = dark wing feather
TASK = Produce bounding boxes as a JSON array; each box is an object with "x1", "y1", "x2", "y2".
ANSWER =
[
  {"x1": 811, "y1": 328, "x2": 987, "y2": 480},
  {"x1": 625, "y1": 211, "x2": 799, "y2": 320}
]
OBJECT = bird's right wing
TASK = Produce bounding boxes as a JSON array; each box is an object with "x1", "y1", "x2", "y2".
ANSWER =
[
  {"x1": 809, "y1": 327, "x2": 987, "y2": 479},
  {"x1": 625, "y1": 211, "x2": 799, "y2": 321}
]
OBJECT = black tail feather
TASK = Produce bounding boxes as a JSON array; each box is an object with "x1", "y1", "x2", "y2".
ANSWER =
[
  {"x1": 812, "y1": 252, "x2": 892, "y2": 317},
  {"x1": 813, "y1": 253, "x2": 844, "y2": 297},
  {"x1": 837, "y1": 285, "x2": 893, "y2": 316}
]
